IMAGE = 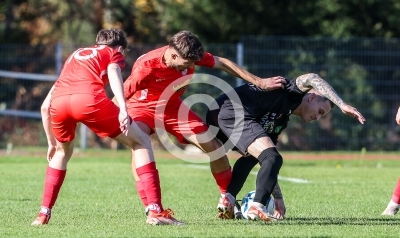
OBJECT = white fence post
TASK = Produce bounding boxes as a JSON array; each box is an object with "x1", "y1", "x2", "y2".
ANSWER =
[
  {"x1": 55, "y1": 43, "x2": 62, "y2": 75},
  {"x1": 236, "y1": 42, "x2": 244, "y2": 87},
  {"x1": 80, "y1": 124, "x2": 87, "y2": 150}
]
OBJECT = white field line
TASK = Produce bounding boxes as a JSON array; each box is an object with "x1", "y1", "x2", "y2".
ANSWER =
[
  {"x1": 185, "y1": 164, "x2": 311, "y2": 184},
  {"x1": 250, "y1": 171, "x2": 310, "y2": 183}
]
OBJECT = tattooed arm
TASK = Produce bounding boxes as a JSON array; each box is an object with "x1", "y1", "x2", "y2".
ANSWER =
[
  {"x1": 272, "y1": 183, "x2": 283, "y2": 199},
  {"x1": 295, "y1": 73, "x2": 346, "y2": 108},
  {"x1": 295, "y1": 73, "x2": 365, "y2": 124}
]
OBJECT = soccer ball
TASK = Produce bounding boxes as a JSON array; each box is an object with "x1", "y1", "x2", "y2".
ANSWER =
[{"x1": 240, "y1": 190, "x2": 275, "y2": 219}]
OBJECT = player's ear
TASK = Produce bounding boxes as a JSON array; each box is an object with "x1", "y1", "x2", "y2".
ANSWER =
[
  {"x1": 117, "y1": 46, "x2": 124, "y2": 53},
  {"x1": 171, "y1": 53, "x2": 177, "y2": 60}
]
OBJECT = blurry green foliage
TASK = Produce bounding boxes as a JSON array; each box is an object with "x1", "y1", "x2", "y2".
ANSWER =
[
  {"x1": 1, "y1": 0, "x2": 400, "y2": 150},
  {"x1": 1, "y1": 0, "x2": 400, "y2": 45}
]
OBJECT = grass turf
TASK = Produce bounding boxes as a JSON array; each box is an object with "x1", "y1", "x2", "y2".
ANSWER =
[{"x1": 0, "y1": 148, "x2": 400, "y2": 237}]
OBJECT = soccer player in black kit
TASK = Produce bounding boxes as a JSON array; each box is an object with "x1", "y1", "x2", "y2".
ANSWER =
[{"x1": 206, "y1": 73, "x2": 365, "y2": 222}]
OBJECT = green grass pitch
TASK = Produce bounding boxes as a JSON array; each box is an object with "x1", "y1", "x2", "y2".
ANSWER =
[{"x1": 1, "y1": 148, "x2": 400, "y2": 237}]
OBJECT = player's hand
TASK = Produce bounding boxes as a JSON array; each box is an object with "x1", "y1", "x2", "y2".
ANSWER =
[
  {"x1": 256, "y1": 76, "x2": 286, "y2": 91},
  {"x1": 273, "y1": 198, "x2": 286, "y2": 219},
  {"x1": 396, "y1": 107, "x2": 400, "y2": 125},
  {"x1": 47, "y1": 145, "x2": 56, "y2": 162},
  {"x1": 118, "y1": 108, "x2": 130, "y2": 135},
  {"x1": 340, "y1": 104, "x2": 365, "y2": 124}
]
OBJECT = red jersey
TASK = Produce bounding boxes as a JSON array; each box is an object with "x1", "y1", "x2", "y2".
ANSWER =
[
  {"x1": 52, "y1": 45, "x2": 126, "y2": 98},
  {"x1": 123, "y1": 46, "x2": 215, "y2": 105}
]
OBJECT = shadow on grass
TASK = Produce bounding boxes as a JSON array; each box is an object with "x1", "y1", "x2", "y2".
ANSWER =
[
  {"x1": 281, "y1": 217, "x2": 400, "y2": 225},
  {"x1": 226, "y1": 217, "x2": 400, "y2": 226}
]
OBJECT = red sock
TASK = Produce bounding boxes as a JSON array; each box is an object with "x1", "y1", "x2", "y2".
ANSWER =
[
  {"x1": 212, "y1": 167, "x2": 232, "y2": 194},
  {"x1": 135, "y1": 180, "x2": 148, "y2": 206},
  {"x1": 392, "y1": 178, "x2": 400, "y2": 204},
  {"x1": 42, "y1": 166, "x2": 67, "y2": 209},
  {"x1": 136, "y1": 162, "x2": 163, "y2": 211}
]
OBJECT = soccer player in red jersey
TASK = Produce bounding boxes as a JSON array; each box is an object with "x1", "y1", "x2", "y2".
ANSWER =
[
  {"x1": 31, "y1": 29, "x2": 159, "y2": 225},
  {"x1": 121, "y1": 30, "x2": 287, "y2": 223}
]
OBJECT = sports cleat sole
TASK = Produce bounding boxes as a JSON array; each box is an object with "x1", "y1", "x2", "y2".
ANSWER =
[
  {"x1": 31, "y1": 216, "x2": 50, "y2": 226},
  {"x1": 146, "y1": 217, "x2": 185, "y2": 226},
  {"x1": 217, "y1": 193, "x2": 235, "y2": 219},
  {"x1": 247, "y1": 213, "x2": 277, "y2": 222},
  {"x1": 146, "y1": 208, "x2": 185, "y2": 225},
  {"x1": 247, "y1": 206, "x2": 278, "y2": 222},
  {"x1": 217, "y1": 206, "x2": 234, "y2": 219}
]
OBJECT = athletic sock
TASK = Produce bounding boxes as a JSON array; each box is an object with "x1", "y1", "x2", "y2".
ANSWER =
[
  {"x1": 135, "y1": 180, "x2": 148, "y2": 206},
  {"x1": 42, "y1": 166, "x2": 67, "y2": 209},
  {"x1": 212, "y1": 167, "x2": 232, "y2": 194},
  {"x1": 253, "y1": 147, "x2": 283, "y2": 205},
  {"x1": 136, "y1": 162, "x2": 163, "y2": 211},
  {"x1": 226, "y1": 156, "x2": 258, "y2": 198},
  {"x1": 391, "y1": 178, "x2": 400, "y2": 204}
]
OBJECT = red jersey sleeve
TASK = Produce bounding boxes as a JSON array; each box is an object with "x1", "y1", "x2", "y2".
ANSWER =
[
  {"x1": 110, "y1": 51, "x2": 126, "y2": 71},
  {"x1": 123, "y1": 65, "x2": 154, "y2": 99},
  {"x1": 195, "y1": 52, "x2": 215, "y2": 68}
]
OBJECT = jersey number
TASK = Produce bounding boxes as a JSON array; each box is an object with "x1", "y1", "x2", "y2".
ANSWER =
[{"x1": 67, "y1": 45, "x2": 106, "y2": 63}]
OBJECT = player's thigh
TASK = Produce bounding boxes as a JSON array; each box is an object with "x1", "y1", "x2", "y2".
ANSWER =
[
  {"x1": 50, "y1": 96, "x2": 78, "y2": 143},
  {"x1": 247, "y1": 136, "x2": 275, "y2": 158},
  {"x1": 218, "y1": 114, "x2": 268, "y2": 156},
  {"x1": 114, "y1": 120, "x2": 151, "y2": 148},
  {"x1": 127, "y1": 106, "x2": 156, "y2": 135},
  {"x1": 135, "y1": 121, "x2": 152, "y2": 135},
  {"x1": 164, "y1": 105, "x2": 208, "y2": 144}
]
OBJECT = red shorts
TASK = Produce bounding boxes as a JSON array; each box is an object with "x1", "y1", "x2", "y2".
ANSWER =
[
  {"x1": 127, "y1": 99, "x2": 208, "y2": 144},
  {"x1": 50, "y1": 93, "x2": 123, "y2": 143}
]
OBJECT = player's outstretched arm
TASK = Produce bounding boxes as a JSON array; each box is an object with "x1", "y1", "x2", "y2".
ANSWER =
[
  {"x1": 271, "y1": 183, "x2": 286, "y2": 219},
  {"x1": 212, "y1": 56, "x2": 286, "y2": 90},
  {"x1": 295, "y1": 73, "x2": 366, "y2": 124},
  {"x1": 41, "y1": 86, "x2": 56, "y2": 161},
  {"x1": 108, "y1": 63, "x2": 129, "y2": 134},
  {"x1": 396, "y1": 106, "x2": 400, "y2": 125}
]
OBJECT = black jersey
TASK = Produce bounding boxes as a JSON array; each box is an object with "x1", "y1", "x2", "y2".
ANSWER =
[{"x1": 215, "y1": 78, "x2": 306, "y2": 144}]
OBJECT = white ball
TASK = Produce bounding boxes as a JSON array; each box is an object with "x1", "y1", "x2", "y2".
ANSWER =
[{"x1": 240, "y1": 190, "x2": 275, "y2": 219}]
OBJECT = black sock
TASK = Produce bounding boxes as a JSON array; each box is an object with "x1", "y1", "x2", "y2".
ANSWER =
[
  {"x1": 253, "y1": 147, "x2": 283, "y2": 205},
  {"x1": 227, "y1": 156, "x2": 258, "y2": 198}
]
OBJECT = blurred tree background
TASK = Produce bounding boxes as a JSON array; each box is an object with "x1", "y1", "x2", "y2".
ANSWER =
[
  {"x1": 1, "y1": 0, "x2": 400, "y2": 45},
  {"x1": 1, "y1": 0, "x2": 400, "y2": 150}
]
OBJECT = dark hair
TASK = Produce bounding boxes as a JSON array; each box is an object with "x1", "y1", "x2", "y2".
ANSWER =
[
  {"x1": 317, "y1": 95, "x2": 335, "y2": 109},
  {"x1": 169, "y1": 30, "x2": 204, "y2": 61},
  {"x1": 96, "y1": 28, "x2": 128, "y2": 49},
  {"x1": 309, "y1": 89, "x2": 336, "y2": 109}
]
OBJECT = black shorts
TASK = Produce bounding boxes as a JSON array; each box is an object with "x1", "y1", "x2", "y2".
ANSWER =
[{"x1": 206, "y1": 101, "x2": 267, "y2": 155}]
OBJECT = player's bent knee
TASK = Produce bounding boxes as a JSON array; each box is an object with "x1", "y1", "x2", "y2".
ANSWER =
[
  {"x1": 199, "y1": 138, "x2": 226, "y2": 158},
  {"x1": 257, "y1": 147, "x2": 283, "y2": 169},
  {"x1": 207, "y1": 138, "x2": 223, "y2": 150}
]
